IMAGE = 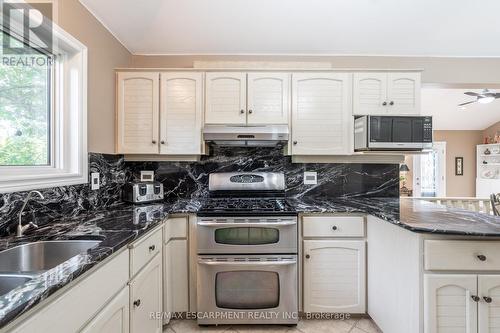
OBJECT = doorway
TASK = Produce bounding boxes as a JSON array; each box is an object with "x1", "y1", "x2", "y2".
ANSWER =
[{"x1": 413, "y1": 142, "x2": 447, "y2": 197}]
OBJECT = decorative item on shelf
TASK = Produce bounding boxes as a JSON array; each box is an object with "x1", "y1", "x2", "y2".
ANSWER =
[
  {"x1": 493, "y1": 147, "x2": 500, "y2": 154},
  {"x1": 399, "y1": 163, "x2": 412, "y2": 196},
  {"x1": 485, "y1": 148, "x2": 491, "y2": 155},
  {"x1": 455, "y1": 157, "x2": 464, "y2": 176},
  {"x1": 483, "y1": 160, "x2": 488, "y2": 164},
  {"x1": 495, "y1": 132, "x2": 500, "y2": 144}
]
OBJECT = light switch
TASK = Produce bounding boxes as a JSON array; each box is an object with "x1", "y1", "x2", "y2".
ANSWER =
[
  {"x1": 90, "y1": 172, "x2": 100, "y2": 190},
  {"x1": 303, "y1": 171, "x2": 317, "y2": 185}
]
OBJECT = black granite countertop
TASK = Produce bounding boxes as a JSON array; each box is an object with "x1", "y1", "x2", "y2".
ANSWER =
[
  {"x1": 0, "y1": 203, "x2": 169, "y2": 329},
  {"x1": 1, "y1": 196, "x2": 500, "y2": 328},
  {"x1": 287, "y1": 197, "x2": 500, "y2": 236}
]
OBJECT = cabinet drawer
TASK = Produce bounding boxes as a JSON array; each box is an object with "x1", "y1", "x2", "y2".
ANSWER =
[
  {"x1": 303, "y1": 216, "x2": 365, "y2": 238},
  {"x1": 164, "y1": 217, "x2": 187, "y2": 242},
  {"x1": 130, "y1": 227, "x2": 163, "y2": 277},
  {"x1": 425, "y1": 240, "x2": 500, "y2": 271}
]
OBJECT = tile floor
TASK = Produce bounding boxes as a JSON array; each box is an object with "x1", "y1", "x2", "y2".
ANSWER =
[{"x1": 163, "y1": 318, "x2": 382, "y2": 333}]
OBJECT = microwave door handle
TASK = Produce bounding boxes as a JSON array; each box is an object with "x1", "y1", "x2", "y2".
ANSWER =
[
  {"x1": 198, "y1": 260, "x2": 297, "y2": 266},
  {"x1": 197, "y1": 222, "x2": 296, "y2": 227}
]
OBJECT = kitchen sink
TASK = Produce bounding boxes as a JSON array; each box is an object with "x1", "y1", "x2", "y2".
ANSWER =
[
  {"x1": 0, "y1": 240, "x2": 102, "y2": 273},
  {"x1": 0, "y1": 274, "x2": 33, "y2": 297}
]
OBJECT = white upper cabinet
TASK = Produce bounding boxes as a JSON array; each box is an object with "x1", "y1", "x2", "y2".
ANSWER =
[
  {"x1": 116, "y1": 72, "x2": 160, "y2": 154},
  {"x1": 424, "y1": 274, "x2": 478, "y2": 333},
  {"x1": 291, "y1": 73, "x2": 352, "y2": 155},
  {"x1": 478, "y1": 275, "x2": 500, "y2": 333},
  {"x1": 353, "y1": 72, "x2": 421, "y2": 115},
  {"x1": 247, "y1": 73, "x2": 290, "y2": 125},
  {"x1": 387, "y1": 72, "x2": 421, "y2": 115},
  {"x1": 160, "y1": 73, "x2": 203, "y2": 155},
  {"x1": 205, "y1": 72, "x2": 247, "y2": 125},
  {"x1": 353, "y1": 73, "x2": 388, "y2": 115}
]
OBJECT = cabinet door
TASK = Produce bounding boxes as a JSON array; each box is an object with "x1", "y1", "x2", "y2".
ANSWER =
[
  {"x1": 478, "y1": 275, "x2": 500, "y2": 333},
  {"x1": 387, "y1": 72, "x2": 421, "y2": 115},
  {"x1": 247, "y1": 73, "x2": 290, "y2": 125},
  {"x1": 116, "y1": 72, "x2": 160, "y2": 154},
  {"x1": 164, "y1": 239, "x2": 189, "y2": 315},
  {"x1": 424, "y1": 274, "x2": 477, "y2": 333},
  {"x1": 303, "y1": 240, "x2": 366, "y2": 313},
  {"x1": 160, "y1": 73, "x2": 203, "y2": 155},
  {"x1": 205, "y1": 72, "x2": 247, "y2": 124},
  {"x1": 353, "y1": 73, "x2": 388, "y2": 115},
  {"x1": 80, "y1": 287, "x2": 129, "y2": 333},
  {"x1": 291, "y1": 73, "x2": 352, "y2": 155},
  {"x1": 130, "y1": 254, "x2": 162, "y2": 333}
]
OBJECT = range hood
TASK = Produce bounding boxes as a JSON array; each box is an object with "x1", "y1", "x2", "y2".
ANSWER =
[{"x1": 203, "y1": 125, "x2": 289, "y2": 147}]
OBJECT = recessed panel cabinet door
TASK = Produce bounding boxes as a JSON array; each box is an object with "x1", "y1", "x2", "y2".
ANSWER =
[
  {"x1": 247, "y1": 73, "x2": 290, "y2": 125},
  {"x1": 130, "y1": 254, "x2": 162, "y2": 333},
  {"x1": 478, "y1": 275, "x2": 500, "y2": 333},
  {"x1": 291, "y1": 73, "x2": 352, "y2": 155},
  {"x1": 117, "y1": 72, "x2": 160, "y2": 154},
  {"x1": 387, "y1": 73, "x2": 421, "y2": 115},
  {"x1": 353, "y1": 73, "x2": 388, "y2": 115},
  {"x1": 424, "y1": 274, "x2": 478, "y2": 333},
  {"x1": 303, "y1": 240, "x2": 366, "y2": 313},
  {"x1": 205, "y1": 72, "x2": 247, "y2": 125},
  {"x1": 160, "y1": 73, "x2": 203, "y2": 154},
  {"x1": 80, "y1": 287, "x2": 129, "y2": 333}
]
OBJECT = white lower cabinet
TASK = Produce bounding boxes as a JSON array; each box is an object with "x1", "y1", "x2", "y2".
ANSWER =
[
  {"x1": 80, "y1": 287, "x2": 130, "y2": 333},
  {"x1": 130, "y1": 253, "x2": 163, "y2": 333},
  {"x1": 303, "y1": 240, "x2": 366, "y2": 313},
  {"x1": 478, "y1": 275, "x2": 500, "y2": 333}
]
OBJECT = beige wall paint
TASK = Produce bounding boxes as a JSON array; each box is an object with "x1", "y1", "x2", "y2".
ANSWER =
[
  {"x1": 432, "y1": 131, "x2": 483, "y2": 197},
  {"x1": 58, "y1": 0, "x2": 131, "y2": 153},
  {"x1": 131, "y1": 55, "x2": 500, "y2": 85},
  {"x1": 483, "y1": 121, "x2": 500, "y2": 141}
]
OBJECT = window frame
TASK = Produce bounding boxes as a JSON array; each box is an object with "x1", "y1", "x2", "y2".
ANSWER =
[{"x1": 0, "y1": 11, "x2": 88, "y2": 193}]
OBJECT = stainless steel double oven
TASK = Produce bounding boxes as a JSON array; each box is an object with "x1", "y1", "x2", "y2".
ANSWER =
[{"x1": 196, "y1": 172, "x2": 298, "y2": 325}]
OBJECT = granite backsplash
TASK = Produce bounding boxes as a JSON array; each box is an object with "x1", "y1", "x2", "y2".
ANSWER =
[{"x1": 0, "y1": 146, "x2": 399, "y2": 235}]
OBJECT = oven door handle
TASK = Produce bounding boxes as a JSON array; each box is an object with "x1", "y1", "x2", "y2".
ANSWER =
[
  {"x1": 197, "y1": 222, "x2": 296, "y2": 227},
  {"x1": 198, "y1": 260, "x2": 297, "y2": 266}
]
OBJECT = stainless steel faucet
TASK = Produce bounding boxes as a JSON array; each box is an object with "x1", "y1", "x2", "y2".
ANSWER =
[{"x1": 17, "y1": 190, "x2": 44, "y2": 237}]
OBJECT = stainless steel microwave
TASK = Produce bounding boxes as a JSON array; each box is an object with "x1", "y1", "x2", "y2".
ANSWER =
[{"x1": 354, "y1": 115, "x2": 433, "y2": 151}]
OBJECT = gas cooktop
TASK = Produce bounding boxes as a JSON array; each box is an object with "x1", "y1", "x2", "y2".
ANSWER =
[{"x1": 197, "y1": 198, "x2": 297, "y2": 217}]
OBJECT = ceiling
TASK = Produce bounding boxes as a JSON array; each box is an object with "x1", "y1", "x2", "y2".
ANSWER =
[
  {"x1": 80, "y1": 0, "x2": 500, "y2": 56},
  {"x1": 422, "y1": 88, "x2": 500, "y2": 130}
]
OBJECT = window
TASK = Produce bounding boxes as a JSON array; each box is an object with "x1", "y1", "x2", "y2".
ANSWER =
[
  {"x1": 0, "y1": 3, "x2": 87, "y2": 193},
  {"x1": 0, "y1": 32, "x2": 51, "y2": 166}
]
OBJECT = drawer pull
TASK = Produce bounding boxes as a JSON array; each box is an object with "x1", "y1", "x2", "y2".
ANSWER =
[
  {"x1": 484, "y1": 296, "x2": 493, "y2": 303},
  {"x1": 477, "y1": 254, "x2": 487, "y2": 261},
  {"x1": 471, "y1": 295, "x2": 480, "y2": 302},
  {"x1": 133, "y1": 299, "x2": 141, "y2": 307},
  {"x1": 305, "y1": 254, "x2": 310, "y2": 259},
  {"x1": 149, "y1": 245, "x2": 156, "y2": 252},
  {"x1": 332, "y1": 226, "x2": 338, "y2": 231}
]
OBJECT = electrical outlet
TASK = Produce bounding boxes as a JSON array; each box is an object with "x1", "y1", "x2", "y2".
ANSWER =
[
  {"x1": 303, "y1": 171, "x2": 317, "y2": 185},
  {"x1": 90, "y1": 172, "x2": 100, "y2": 190},
  {"x1": 140, "y1": 171, "x2": 155, "y2": 182}
]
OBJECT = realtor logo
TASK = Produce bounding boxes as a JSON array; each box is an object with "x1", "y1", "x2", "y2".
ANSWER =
[{"x1": 2, "y1": 1, "x2": 53, "y2": 54}]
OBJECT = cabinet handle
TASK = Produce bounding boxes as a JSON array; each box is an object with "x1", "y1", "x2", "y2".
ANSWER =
[
  {"x1": 240, "y1": 109, "x2": 245, "y2": 114},
  {"x1": 305, "y1": 254, "x2": 310, "y2": 259},
  {"x1": 248, "y1": 109, "x2": 253, "y2": 114},
  {"x1": 152, "y1": 140, "x2": 157, "y2": 144},
  {"x1": 477, "y1": 254, "x2": 487, "y2": 261},
  {"x1": 293, "y1": 141, "x2": 298, "y2": 145},
  {"x1": 332, "y1": 226, "x2": 338, "y2": 231},
  {"x1": 484, "y1": 296, "x2": 493, "y2": 303},
  {"x1": 389, "y1": 101, "x2": 394, "y2": 106},
  {"x1": 149, "y1": 245, "x2": 156, "y2": 252},
  {"x1": 161, "y1": 140, "x2": 165, "y2": 145},
  {"x1": 471, "y1": 295, "x2": 480, "y2": 302},
  {"x1": 382, "y1": 101, "x2": 387, "y2": 106},
  {"x1": 133, "y1": 299, "x2": 141, "y2": 307}
]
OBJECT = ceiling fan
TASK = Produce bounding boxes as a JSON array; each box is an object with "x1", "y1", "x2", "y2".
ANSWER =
[{"x1": 459, "y1": 89, "x2": 500, "y2": 106}]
